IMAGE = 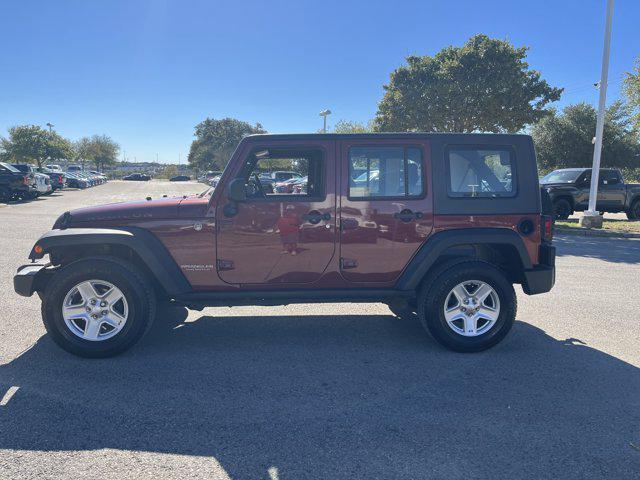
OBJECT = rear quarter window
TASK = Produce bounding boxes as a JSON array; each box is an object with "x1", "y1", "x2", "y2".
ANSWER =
[{"x1": 446, "y1": 146, "x2": 516, "y2": 198}]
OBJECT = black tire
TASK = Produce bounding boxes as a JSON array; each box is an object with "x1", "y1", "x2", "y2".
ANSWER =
[
  {"x1": 417, "y1": 261, "x2": 517, "y2": 352},
  {"x1": 41, "y1": 257, "x2": 156, "y2": 358},
  {"x1": 553, "y1": 198, "x2": 572, "y2": 220},
  {"x1": 626, "y1": 199, "x2": 640, "y2": 221}
]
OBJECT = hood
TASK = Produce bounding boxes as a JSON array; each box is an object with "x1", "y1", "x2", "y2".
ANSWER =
[{"x1": 62, "y1": 197, "x2": 185, "y2": 225}]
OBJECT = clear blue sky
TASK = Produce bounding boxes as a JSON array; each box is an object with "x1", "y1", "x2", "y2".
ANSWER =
[{"x1": 1, "y1": 0, "x2": 638, "y2": 164}]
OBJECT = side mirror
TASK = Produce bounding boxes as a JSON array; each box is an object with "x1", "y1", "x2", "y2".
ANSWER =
[{"x1": 227, "y1": 178, "x2": 247, "y2": 202}]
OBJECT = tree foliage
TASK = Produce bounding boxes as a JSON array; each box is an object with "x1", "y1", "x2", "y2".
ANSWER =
[
  {"x1": 188, "y1": 117, "x2": 265, "y2": 172},
  {"x1": 0, "y1": 125, "x2": 73, "y2": 168},
  {"x1": 531, "y1": 101, "x2": 640, "y2": 171},
  {"x1": 623, "y1": 57, "x2": 640, "y2": 131},
  {"x1": 71, "y1": 135, "x2": 119, "y2": 171},
  {"x1": 374, "y1": 34, "x2": 563, "y2": 133},
  {"x1": 332, "y1": 119, "x2": 374, "y2": 134}
]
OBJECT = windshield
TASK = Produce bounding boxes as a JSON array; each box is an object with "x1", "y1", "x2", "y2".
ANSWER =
[
  {"x1": 1, "y1": 162, "x2": 21, "y2": 173},
  {"x1": 541, "y1": 170, "x2": 584, "y2": 184}
]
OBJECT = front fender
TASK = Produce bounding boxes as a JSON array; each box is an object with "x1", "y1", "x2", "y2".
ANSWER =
[{"x1": 27, "y1": 227, "x2": 191, "y2": 296}]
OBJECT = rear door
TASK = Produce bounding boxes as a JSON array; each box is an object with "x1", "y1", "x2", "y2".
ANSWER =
[
  {"x1": 598, "y1": 169, "x2": 626, "y2": 209},
  {"x1": 216, "y1": 139, "x2": 336, "y2": 285},
  {"x1": 338, "y1": 139, "x2": 433, "y2": 283}
]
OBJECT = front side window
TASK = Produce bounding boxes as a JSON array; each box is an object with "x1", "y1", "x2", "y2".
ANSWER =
[
  {"x1": 349, "y1": 146, "x2": 423, "y2": 198},
  {"x1": 242, "y1": 148, "x2": 323, "y2": 199},
  {"x1": 447, "y1": 147, "x2": 515, "y2": 197}
]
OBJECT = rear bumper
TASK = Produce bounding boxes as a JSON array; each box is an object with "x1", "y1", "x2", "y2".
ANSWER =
[
  {"x1": 522, "y1": 245, "x2": 556, "y2": 295},
  {"x1": 14, "y1": 264, "x2": 49, "y2": 297}
]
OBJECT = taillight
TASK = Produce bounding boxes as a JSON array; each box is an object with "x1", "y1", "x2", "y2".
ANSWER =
[
  {"x1": 541, "y1": 215, "x2": 554, "y2": 242},
  {"x1": 23, "y1": 175, "x2": 30, "y2": 185}
]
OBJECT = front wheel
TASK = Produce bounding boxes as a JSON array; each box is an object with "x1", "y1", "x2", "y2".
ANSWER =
[
  {"x1": 418, "y1": 261, "x2": 517, "y2": 352},
  {"x1": 553, "y1": 198, "x2": 572, "y2": 220},
  {"x1": 42, "y1": 258, "x2": 156, "y2": 357}
]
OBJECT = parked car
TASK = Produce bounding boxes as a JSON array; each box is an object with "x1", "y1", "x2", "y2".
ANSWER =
[
  {"x1": 89, "y1": 171, "x2": 108, "y2": 184},
  {"x1": 259, "y1": 170, "x2": 302, "y2": 191},
  {"x1": 170, "y1": 175, "x2": 191, "y2": 182},
  {"x1": 67, "y1": 165, "x2": 83, "y2": 173},
  {"x1": 541, "y1": 168, "x2": 640, "y2": 220},
  {"x1": 123, "y1": 173, "x2": 151, "y2": 181},
  {"x1": 11, "y1": 164, "x2": 52, "y2": 196},
  {"x1": 209, "y1": 175, "x2": 222, "y2": 188},
  {"x1": 65, "y1": 172, "x2": 89, "y2": 189},
  {"x1": 0, "y1": 162, "x2": 37, "y2": 201},
  {"x1": 15, "y1": 133, "x2": 555, "y2": 357},
  {"x1": 46, "y1": 164, "x2": 63, "y2": 172},
  {"x1": 7, "y1": 164, "x2": 39, "y2": 198},
  {"x1": 38, "y1": 167, "x2": 66, "y2": 191}
]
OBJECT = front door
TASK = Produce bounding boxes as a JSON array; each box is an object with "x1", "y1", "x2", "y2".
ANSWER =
[
  {"x1": 216, "y1": 140, "x2": 336, "y2": 285},
  {"x1": 339, "y1": 139, "x2": 433, "y2": 283}
]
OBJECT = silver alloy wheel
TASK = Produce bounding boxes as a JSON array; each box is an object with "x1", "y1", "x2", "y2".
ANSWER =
[
  {"x1": 443, "y1": 280, "x2": 500, "y2": 337},
  {"x1": 62, "y1": 280, "x2": 129, "y2": 341}
]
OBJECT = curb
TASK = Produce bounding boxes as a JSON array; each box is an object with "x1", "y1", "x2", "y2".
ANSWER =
[{"x1": 555, "y1": 227, "x2": 640, "y2": 239}]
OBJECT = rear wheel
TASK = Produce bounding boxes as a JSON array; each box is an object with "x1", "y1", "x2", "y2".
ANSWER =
[
  {"x1": 42, "y1": 258, "x2": 156, "y2": 357},
  {"x1": 418, "y1": 261, "x2": 516, "y2": 352},
  {"x1": 626, "y1": 199, "x2": 640, "y2": 220},
  {"x1": 553, "y1": 198, "x2": 572, "y2": 220}
]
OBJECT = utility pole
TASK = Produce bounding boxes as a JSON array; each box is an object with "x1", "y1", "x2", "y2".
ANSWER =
[
  {"x1": 580, "y1": 0, "x2": 614, "y2": 229},
  {"x1": 319, "y1": 109, "x2": 332, "y2": 133},
  {"x1": 46, "y1": 122, "x2": 54, "y2": 133}
]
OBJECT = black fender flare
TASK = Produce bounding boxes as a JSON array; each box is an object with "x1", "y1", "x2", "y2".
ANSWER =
[
  {"x1": 395, "y1": 228, "x2": 533, "y2": 291},
  {"x1": 28, "y1": 227, "x2": 191, "y2": 296}
]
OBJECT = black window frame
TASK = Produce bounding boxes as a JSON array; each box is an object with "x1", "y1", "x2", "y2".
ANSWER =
[
  {"x1": 445, "y1": 144, "x2": 518, "y2": 199},
  {"x1": 238, "y1": 146, "x2": 327, "y2": 202},
  {"x1": 347, "y1": 145, "x2": 426, "y2": 201}
]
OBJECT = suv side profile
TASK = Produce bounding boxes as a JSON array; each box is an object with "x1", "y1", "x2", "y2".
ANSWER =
[{"x1": 14, "y1": 133, "x2": 555, "y2": 357}]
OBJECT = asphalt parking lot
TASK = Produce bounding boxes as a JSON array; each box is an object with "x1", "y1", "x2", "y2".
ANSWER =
[{"x1": 1, "y1": 180, "x2": 639, "y2": 479}]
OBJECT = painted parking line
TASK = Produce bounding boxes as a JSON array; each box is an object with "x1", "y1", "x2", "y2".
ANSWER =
[{"x1": 0, "y1": 386, "x2": 20, "y2": 406}]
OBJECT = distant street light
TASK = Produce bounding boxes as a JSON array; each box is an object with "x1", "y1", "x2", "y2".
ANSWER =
[
  {"x1": 46, "y1": 123, "x2": 54, "y2": 133},
  {"x1": 319, "y1": 109, "x2": 332, "y2": 133}
]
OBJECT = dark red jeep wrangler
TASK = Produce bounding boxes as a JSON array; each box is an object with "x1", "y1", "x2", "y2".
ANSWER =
[{"x1": 14, "y1": 133, "x2": 555, "y2": 357}]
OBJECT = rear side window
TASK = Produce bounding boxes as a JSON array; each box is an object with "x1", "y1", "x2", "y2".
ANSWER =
[
  {"x1": 447, "y1": 146, "x2": 515, "y2": 198},
  {"x1": 600, "y1": 170, "x2": 622, "y2": 185},
  {"x1": 348, "y1": 146, "x2": 423, "y2": 199}
]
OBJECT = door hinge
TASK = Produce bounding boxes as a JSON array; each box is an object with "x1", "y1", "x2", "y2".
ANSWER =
[
  {"x1": 340, "y1": 258, "x2": 358, "y2": 269},
  {"x1": 217, "y1": 259, "x2": 235, "y2": 271}
]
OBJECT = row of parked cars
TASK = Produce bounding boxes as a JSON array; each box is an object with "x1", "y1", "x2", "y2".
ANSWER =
[
  {"x1": 198, "y1": 170, "x2": 307, "y2": 194},
  {"x1": 0, "y1": 162, "x2": 107, "y2": 202}
]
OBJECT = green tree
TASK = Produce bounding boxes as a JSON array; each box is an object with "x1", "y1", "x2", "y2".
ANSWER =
[
  {"x1": 73, "y1": 137, "x2": 94, "y2": 169},
  {"x1": 623, "y1": 57, "x2": 640, "y2": 131},
  {"x1": 332, "y1": 119, "x2": 374, "y2": 134},
  {"x1": 162, "y1": 165, "x2": 178, "y2": 179},
  {"x1": 531, "y1": 101, "x2": 640, "y2": 171},
  {"x1": 188, "y1": 117, "x2": 265, "y2": 172},
  {"x1": 374, "y1": 34, "x2": 562, "y2": 133},
  {"x1": 87, "y1": 135, "x2": 120, "y2": 171},
  {"x1": 0, "y1": 125, "x2": 72, "y2": 168}
]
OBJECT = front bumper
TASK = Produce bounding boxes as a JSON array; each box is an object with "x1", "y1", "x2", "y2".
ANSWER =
[
  {"x1": 14, "y1": 264, "x2": 49, "y2": 297},
  {"x1": 522, "y1": 245, "x2": 556, "y2": 295}
]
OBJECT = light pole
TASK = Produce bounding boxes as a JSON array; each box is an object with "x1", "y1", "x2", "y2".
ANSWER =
[
  {"x1": 580, "y1": 0, "x2": 614, "y2": 229},
  {"x1": 46, "y1": 122, "x2": 54, "y2": 133},
  {"x1": 319, "y1": 109, "x2": 332, "y2": 133}
]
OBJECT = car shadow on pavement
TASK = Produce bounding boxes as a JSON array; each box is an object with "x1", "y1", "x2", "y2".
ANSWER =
[
  {"x1": 555, "y1": 235, "x2": 640, "y2": 264},
  {"x1": 1, "y1": 305, "x2": 639, "y2": 479}
]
